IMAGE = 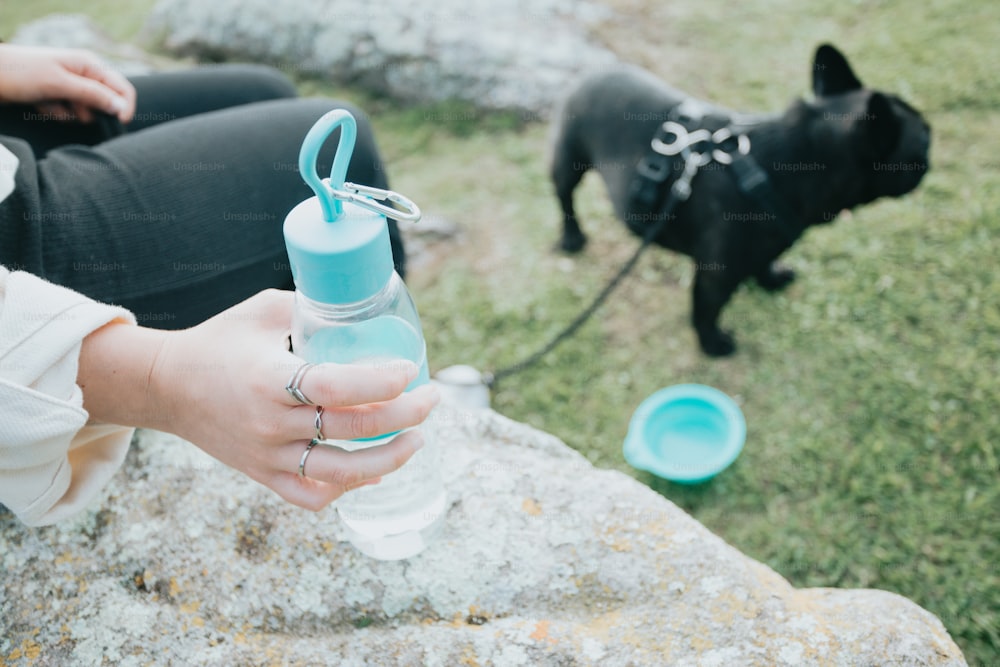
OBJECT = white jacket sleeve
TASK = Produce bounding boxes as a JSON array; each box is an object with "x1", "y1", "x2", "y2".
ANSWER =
[
  {"x1": 1, "y1": 143, "x2": 17, "y2": 203},
  {"x1": 0, "y1": 265, "x2": 137, "y2": 526}
]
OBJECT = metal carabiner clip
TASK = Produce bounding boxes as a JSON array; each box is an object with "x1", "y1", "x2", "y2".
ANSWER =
[
  {"x1": 651, "y1": 121, "x2": 712, "y2": 156},
  {"x1": 324, "y1": 180, "x2": 422, "y2": 223}
]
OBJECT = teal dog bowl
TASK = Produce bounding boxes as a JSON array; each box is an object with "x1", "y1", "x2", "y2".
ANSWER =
[{"x1": 623, "y1": 384, "x2": 746, "y2": 484}]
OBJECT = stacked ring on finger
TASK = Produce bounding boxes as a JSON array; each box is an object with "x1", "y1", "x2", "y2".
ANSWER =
[
  {"x1": 299, "y1": 406, "x2": 326, "y2": 479},
  {"x1": 298, "y1": 440, "x2": 318, "y2": 479},
  {"x1": 286, "y1": 362, "x2": 316, "y2": 406},
  {"x1": 314, "y1": 406, "x2": 325, "y2": 441}
]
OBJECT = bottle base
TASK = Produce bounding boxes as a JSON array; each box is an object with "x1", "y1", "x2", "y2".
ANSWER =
[{"x1": 338, "y1": 490, "x2": 447, "y2": 561}]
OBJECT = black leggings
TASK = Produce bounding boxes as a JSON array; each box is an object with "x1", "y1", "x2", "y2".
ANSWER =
[{"x1": 0, "y1": 64, "x2": 401, "y2": 329}]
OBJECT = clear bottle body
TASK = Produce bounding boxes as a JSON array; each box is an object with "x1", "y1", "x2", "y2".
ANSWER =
[{"x1": 291, "y1": 273, "x2": 445, "y2": 560}]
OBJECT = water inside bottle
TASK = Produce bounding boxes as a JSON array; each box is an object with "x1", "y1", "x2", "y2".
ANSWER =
[{"x1": 302, "y1": 316, "x2": 445, "y2": 560}]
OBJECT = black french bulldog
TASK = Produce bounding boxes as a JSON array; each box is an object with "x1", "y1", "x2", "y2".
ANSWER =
[{"x1": 550, "y1": 44, "x2": 930, "y2": 355}]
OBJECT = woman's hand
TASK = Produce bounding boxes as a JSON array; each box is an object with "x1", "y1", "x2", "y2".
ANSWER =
[
  {"x1": 78, "y1": 289, "x2": 438, "y2": 511},
  {"x1": 0, "y1": 44, "x2": 136, "y2": 123}
]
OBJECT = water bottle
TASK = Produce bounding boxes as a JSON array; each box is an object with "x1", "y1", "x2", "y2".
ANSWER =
[{"x1": 284, "y1": 109, "x2": 445, "y2": 560}]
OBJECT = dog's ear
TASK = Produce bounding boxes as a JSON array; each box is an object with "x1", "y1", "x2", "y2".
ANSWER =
[
  {"x1": 859, "y1": 92, "x2": 901, "y2": 158},
  {"x1": 813, "y1": 44, "x2": 863, "y2": 97}
]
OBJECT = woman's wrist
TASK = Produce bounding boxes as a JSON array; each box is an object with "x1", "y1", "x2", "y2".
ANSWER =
[{"x1": 77, "y1": 320, "x2": 172, "y2": 430}]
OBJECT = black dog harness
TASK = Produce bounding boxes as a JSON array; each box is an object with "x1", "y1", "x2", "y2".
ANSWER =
[{"x1": 628, "y1": 103, "x2": 800, "y2": 244}]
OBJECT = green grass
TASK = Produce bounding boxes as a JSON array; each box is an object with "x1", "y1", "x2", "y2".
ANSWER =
[
  {"x1": 0, "y1": 0, "x2": 154, "y2": 42},
  {"x1": 2, "y1": 1, "x2": 997, "y2": 663}
]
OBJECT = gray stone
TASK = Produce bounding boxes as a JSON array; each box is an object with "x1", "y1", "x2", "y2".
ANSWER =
[
  {"x1": 143, "y1": 0, "x2": 619, "y2": 114},
  {"x1": 9, "y1": 13, "x2": 165, "y2": 76},
  {"x1": 0, "y1": 405, "x2": 966, "y2": 665}
]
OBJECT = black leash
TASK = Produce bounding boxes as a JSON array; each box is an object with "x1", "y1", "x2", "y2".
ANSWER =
[
  {"x1": 484, "y1": 121, "x2": 722, "y2": 389},
  {"x1": 484, "y1": 180, "x2": 686, "y2": 388}
]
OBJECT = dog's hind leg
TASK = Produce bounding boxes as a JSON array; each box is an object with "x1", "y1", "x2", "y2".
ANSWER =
[{"x1": 550, "y1": 130, "x2": 590, "y2": 253}]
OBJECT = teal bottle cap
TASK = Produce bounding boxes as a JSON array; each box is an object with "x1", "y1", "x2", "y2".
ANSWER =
[
  {"x1": 284, "y1": 196, "x2": 393, "y2": 304},
  {"x1": 284, "y1": 109, "x2": 421, "y2": 304}
]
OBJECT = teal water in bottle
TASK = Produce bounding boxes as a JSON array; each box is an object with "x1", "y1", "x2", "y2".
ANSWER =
[{"x1": 284, "y1": 110, "x2": 445, "y2": 560}]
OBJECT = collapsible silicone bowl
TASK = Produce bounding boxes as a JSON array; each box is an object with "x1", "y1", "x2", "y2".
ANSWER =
[{"x1": 623, "y1": 384, "x2": 746, "y2": 484}]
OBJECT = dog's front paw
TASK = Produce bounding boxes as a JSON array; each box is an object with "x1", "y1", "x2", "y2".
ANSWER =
[
  {"x1": 558, "y1": 231, "x2": 587, "y2": 254},
  {"x1": 756, "y1": 266, "x2": 797, "y2": 292},
  {"x1": 699, "y1": 329, "x2": 737, "y2": 357}
]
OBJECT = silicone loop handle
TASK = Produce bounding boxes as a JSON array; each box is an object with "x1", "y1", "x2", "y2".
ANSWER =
[{"x1": 299, "y1": 109, "x2": 357, "y2": 221}]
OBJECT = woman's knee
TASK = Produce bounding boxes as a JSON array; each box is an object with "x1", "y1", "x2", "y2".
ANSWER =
[{"x1": 221, "y1": 64, "x2": 299, "y2": 101}]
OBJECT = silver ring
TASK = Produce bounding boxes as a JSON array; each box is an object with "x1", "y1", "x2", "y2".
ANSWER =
[
  {"x1": 298, "y1": 439, "x2": 318, "y2": 479},
  {"x1": 285, "y1": 362, "x2": 316, "y2": 405},
  {"x1": 314, "y1": 406, "x2": 325, "y2": 442}
]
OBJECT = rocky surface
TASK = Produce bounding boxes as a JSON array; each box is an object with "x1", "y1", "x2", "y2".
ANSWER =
[
  {"x1": 143, "y1": 0, "x2": 619, "y2": 115},
  {"x1": 1, "y1": 404, "x2": 966, "y2": 666}
]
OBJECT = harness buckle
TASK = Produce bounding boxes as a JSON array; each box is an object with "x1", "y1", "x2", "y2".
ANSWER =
[
  {"x1": 709, "y1": 128, "x2": 751, "y2": 165},
  {"x1": 651, "y1": 121, "x2": 713, "y2": 156}
]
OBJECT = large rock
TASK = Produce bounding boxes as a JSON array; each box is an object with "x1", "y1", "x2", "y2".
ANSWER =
[
  {"x1": 8, "y1": 14, "x2": 165, "y2": 76},
  {"x1": 144, "y1": 0, "x2": 618, "y2": 115},
  {"x1": 0, "y1": 405, "x2": 965, "y2": 665}
]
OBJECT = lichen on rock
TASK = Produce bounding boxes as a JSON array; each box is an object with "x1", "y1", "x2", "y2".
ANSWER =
[{"x1": 0, "y1": 404, "x2": 966, "y2": 666}]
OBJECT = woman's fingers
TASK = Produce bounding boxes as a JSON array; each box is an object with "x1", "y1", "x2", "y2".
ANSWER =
[
  {"x1": 0, "y1": 45, "x2": 133, "y2": 120},
  {"x1": 309, "y1": 429, "x2": 424, "y2": 487},
  {"x1": 278, "y1": 384, "x2": 439, "y2": 443},
  {"x1": 269, "y1": 430, "x2": 424, "y2": 511},
  {"x1": 54, "y1": 70, "x2": 129, "y2": 121},
  {"x1": 60, "y1": 49, "x2": 136, "y2": 121},
  {"x1": 277, "y1": 358, "x2": 421, "y2": 408},
  {"x1": 323, "y1": 383, "x2": 439, "y2": 440}
]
